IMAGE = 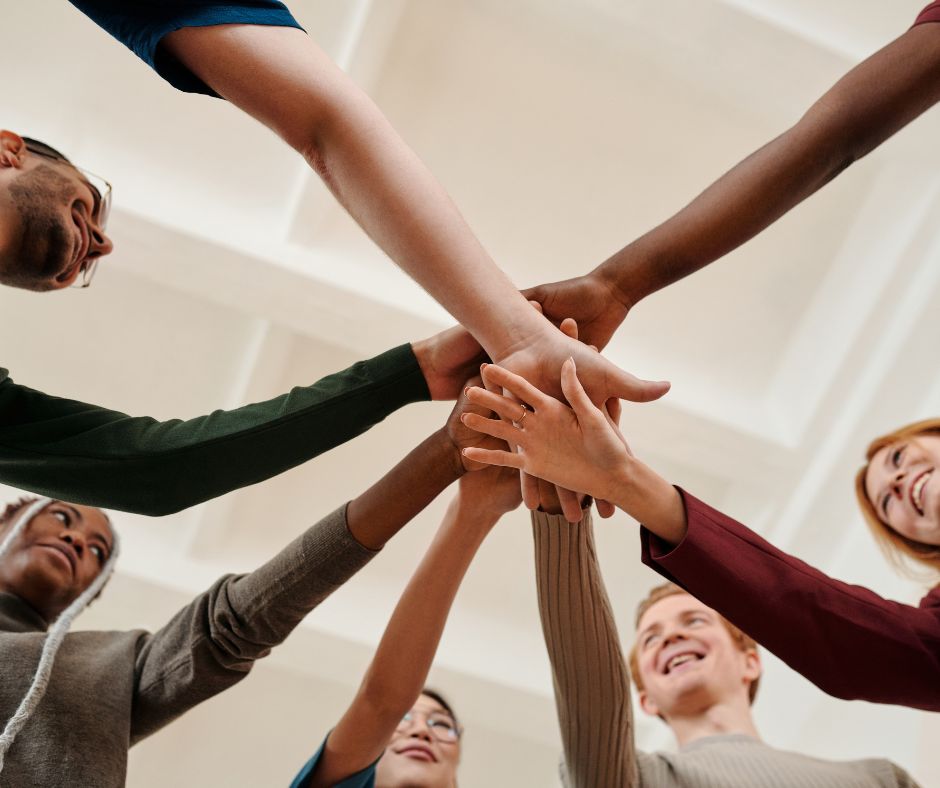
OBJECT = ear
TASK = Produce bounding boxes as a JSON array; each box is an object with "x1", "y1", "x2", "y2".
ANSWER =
[
  {"x1": 0, "y1": 131, "x2": 26, "y2": 169},
  {"x1": 743, "y1": 647, "x2": 762, "y2": 687},
  {"x1": 638, "y1": 689, "x2": 660, "y2": 718}
]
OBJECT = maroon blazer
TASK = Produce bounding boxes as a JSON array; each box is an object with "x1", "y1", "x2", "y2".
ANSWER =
[{"x1": 641, "y1": 490, "x2": 940, "y2": 711}]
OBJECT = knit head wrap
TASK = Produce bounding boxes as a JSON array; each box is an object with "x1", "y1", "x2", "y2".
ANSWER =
[{"x1": 0, "y1": 497, "x2": 120, "y2": 772}]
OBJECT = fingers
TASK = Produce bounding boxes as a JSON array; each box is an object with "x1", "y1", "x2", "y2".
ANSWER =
[
  {"x1": 480, "y1": 364, "x2": 550, "y2": 410},
  {"x1": 605, "y1": 397, "x2": 622, "y2": 427},
  {"x1": 559, "y1": 317, "x2": 578, "y2": 341},
  {"x1": 528, "y1": 300, "x2": 544, "y2": 315},
  {"x1": 605, "y1": 359, "x2": 671, "y2": 403},
  {"x1": 461, "y1": 411, "x2": 523, "y2": 444},
  {"x1": 596, "y1": 499, "x2": 616, "y2": 518},
  {"x1": 465, "y1": 386, "x2": 529, "y2": 423},
  {"x1": 557, "y1": 485, "x2": 582, "y2": 523},
  {"x1": 462, "y1": 447, "x2": 524, "y2": 469},
  {"x1": 560, "y1": 358, "x2": 602, "y2": 425},
  {"x1": 521, "y1": 471, "x2": 540, "y2": 510}
]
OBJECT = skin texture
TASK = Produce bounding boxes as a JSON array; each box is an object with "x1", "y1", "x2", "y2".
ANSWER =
[
  {"x1": 864, "y1": 435, "x2": 940, "y2": 547},
  {"x1": 0, "y1": 131, "x2": 112, "y2": 290},
  {"x1": 373, "y1": 694, "x2": 461, "y2": 788},
  {"x1": 160, "y1": 24, "x2": 668, "y2": 410},
  {"x1": 524, "y1": 22, "x2": 940, "y2": 350},
  {"x1": 461, "y1": 360, "x2": 686, "y2": 539},
  {"x1": 635, "y1": 593, "x2": 760, "y2": 748},
  {"x1": 309, "y1": 387, "x2": 519, "y2": 788},
  {"x1": 0, "y1": 501, "x2": 113, "y2": 622}
]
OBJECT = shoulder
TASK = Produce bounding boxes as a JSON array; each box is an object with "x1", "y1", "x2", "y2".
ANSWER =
[{"x1": 920, "y1": 584, "x2": 940, "y2": 611}]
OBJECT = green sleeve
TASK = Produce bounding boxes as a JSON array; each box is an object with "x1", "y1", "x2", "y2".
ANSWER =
[{"x1": 0, "y1": 344, "x2": 429, "y2": 516}]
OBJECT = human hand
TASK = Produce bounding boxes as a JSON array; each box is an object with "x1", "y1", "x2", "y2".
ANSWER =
[
  {"x1": 460, "y1": 360, "x2": 634, "y2": 520},
  {"x1": 457, "y1": 457, "x2": 522, "y2": 519},
  {"x1": 522, "y1": 270, "x2": 629, "y2": 352},
  {"x1": 412, "y1": 324, "x2": 486, "y2": 401},
  {"x1": 493, "y1": 323, "x2": 668, "y2": 408}
]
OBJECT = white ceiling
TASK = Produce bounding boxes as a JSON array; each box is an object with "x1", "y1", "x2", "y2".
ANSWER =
[{"x1": 2, "y1": 1, "x2": 938, "y2": 785}]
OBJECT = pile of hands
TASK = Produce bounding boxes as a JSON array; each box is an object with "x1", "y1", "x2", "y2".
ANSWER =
[{"x1": 426, "y1": 281, "x2": 669, "y2": 523}]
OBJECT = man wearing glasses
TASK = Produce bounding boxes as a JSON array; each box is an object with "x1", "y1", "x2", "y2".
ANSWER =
[
  {"x1": 0, "y1": 134, "x2": 111, "y2": 290},
  {"x1": 0, "y1": 0, "x2": 668, "y2": 515}
]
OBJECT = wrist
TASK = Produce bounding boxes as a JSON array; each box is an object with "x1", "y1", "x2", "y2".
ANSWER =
[
  {"x1": 432, "y1": 428, "x2": 468, "y2": 482},
  {"x1": 594, "y1": 252, "x2": 638, "y2": 314}
]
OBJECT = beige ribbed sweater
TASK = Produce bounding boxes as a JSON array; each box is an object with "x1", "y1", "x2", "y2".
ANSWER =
[{"x1": 531, "y1": 510, "x2": 921, "y2": 788}]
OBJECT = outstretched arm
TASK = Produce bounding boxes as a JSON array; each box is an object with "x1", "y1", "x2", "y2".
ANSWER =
[
  {"x1": 160, "y1": 24, "x2": 668, "y2": 408},
  {"x1": 132, "y1": 395, "x2": 474, "y2": 741},
  {"x1": 302, "y1": 410, "x2": 521, "y2": 786},
  {"x1": 531, "y1": 485, "x2": 639, "y2": 788},
  {"x1": 0, "y1": 325, "x2": 486, "y2": 516},
  {"x1": 463, "y1": 362, "x2": 940, "y2": 711},
  {"x1": 525, "y1": 11, "x2": 940, "y2": 349}
]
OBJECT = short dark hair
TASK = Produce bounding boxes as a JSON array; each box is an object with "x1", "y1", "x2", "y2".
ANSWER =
[
  {"x1": 421, "y1": 687, "x2": 459, "y2": 730},
  {"x1": 21, "y1": 137, "x2": 72, "y2": 165}
]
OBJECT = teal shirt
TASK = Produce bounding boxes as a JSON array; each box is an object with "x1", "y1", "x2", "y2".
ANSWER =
[
  {"x1": 291, "y1": 734, "x2": 379, "y2": 788},
  {"x1": 0, "y1": 345, "x2": 429, "y2": 515}
]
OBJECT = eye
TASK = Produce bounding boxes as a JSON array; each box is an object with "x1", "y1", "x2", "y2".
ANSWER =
[
  {"x1": 643, "y1": 633, "x2": 659, "y2": 648},
  {"x1": 881, "y1": 492, "x2": 891, "y2": 517},
  {"x1": 892, "y1": 446, "x2": 905, "y2": 467},
  {"x1": 52, "y1": 510, "x2": 70, "y2": 525},
  {"x1": 688, "y1": 616, "x2": 707, "y2": 626},
  {"x1": 90, "y1": 544, "x2": 105, "y2": 564}
]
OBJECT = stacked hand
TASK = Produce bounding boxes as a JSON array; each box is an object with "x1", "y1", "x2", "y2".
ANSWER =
[{"x1": 459, "y1": 359, "x2": 635, "y2": 521}]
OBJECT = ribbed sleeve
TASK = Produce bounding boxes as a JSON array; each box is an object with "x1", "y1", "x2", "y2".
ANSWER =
[{"x1": 532, "y1": 509, "x2": 638, "y2": 788}]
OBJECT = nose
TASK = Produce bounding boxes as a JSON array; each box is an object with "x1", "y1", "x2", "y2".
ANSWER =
[
  {"x1": 404, "y1": 716, "x2": 433, "y2": 743},
  {"x1": 88, "y1": 221, "x2": 113, "y2": 259},
  {"x1": 61, "y1": 530, "x2": 86, "y2": 558}
]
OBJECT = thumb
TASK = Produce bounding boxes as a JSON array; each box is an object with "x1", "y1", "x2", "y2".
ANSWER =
[{"x1": 606, "y1": 360, "x2": 670, "y2": 404}]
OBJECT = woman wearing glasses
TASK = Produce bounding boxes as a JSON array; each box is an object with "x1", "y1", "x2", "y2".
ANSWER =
[{"x1": 290, "y1": 436, "x2": 522, "y2": 787}]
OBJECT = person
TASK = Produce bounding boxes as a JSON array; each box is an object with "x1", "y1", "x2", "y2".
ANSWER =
[
  {"x1": 291, "y1": 438, "x2": 521, "y2": 787},
  {"x1": 2, "y1": 1, "x2": 666, "y2": 400},
  {"x1": 460, "y1": 360, "x2": 940, "y2": 711},
  {"x1": 530, "y1": 492, "x2": 921, "y2": 788},
  {"x1": 521, "y1": 2, "x2": 940, "y2": 354},
  {"x1": 0, "y1": 381, "x2": 494, "y2": 786}
]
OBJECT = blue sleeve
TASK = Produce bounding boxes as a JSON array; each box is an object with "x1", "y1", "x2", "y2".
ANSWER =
[
  {"x1": 290, "y1": 734, "x2": 378, "y2": 788},
  {"x1": 67, "y1": 0, "x2": 303, "y2": 96}
]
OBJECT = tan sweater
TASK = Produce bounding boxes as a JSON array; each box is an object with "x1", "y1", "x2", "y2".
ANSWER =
[
  {"x1": 531, "y1": 510, "x2": 921, "y2": 788},
  {"x1": 0, "y1": 505, "x2": 376, "y2": 787}
]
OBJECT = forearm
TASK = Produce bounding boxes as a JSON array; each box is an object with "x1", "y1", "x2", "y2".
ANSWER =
[
  {"x1": 164, "y1": 25, "x2": 545, "y2": 360},
  {"x1": 0, "y1": 345, "x2": 427, "y2": 516},
  {"x1": 641, "y1": 490, "x2": 940, "y2": 711},
  {"x1": 357, "y1": 495, "x2": 492, "y2": 713},
  {"x1": 610, "y1": 457, "x2": 687, "y2": 546},
  {"x1": 132, "y1": 505, "x2": 375, "y2": 741},
  {"x1": 595, "y1": 23, "x2": 940, "y2": 309},
  {"x1": 532, "y1": 509, "x2": 638, "y2": 788},
  {"x1": 346, "y1": 428, "x2": 463, "y2": 550},
  {"x1": 315, "y1": 493, "x2": 496, "y2": 786}
]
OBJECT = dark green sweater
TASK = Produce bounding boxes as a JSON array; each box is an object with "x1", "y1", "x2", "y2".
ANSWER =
[{"x1": 0, "y1": 344, "x2": 428, "y2": 515}]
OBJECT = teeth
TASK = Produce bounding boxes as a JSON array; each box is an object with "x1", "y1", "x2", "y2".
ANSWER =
[
  {"x1": 666, "y1": 654, "x2": 698, "y2": 673},
  {"x1": 913, "y1": 471, "x2": 932, "y2": 515}
]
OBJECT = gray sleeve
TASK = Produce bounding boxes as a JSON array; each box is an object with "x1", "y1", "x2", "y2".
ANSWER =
[
  {"x1": 130, "y1": 504, "x2": 377, "y2": 742},
  {"x1": 532, "y1": 509, "x2": 639, "y2": 788}
]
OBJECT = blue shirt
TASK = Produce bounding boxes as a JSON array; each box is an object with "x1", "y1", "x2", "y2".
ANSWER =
[
  {"x1": 290, "y1": 734, "x2": 380, "y2": 788},
  {"x1": 68, "y1": 1, "x2": 302, "y2": 96}
]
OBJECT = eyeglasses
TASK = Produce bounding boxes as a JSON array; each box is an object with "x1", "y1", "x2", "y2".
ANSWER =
[
  {"x1": 396, "y1": 710, "x2": 461, "y2": 743},
  {"x1": 23, "y1": 140, "x2": 112, "y2": 288}
]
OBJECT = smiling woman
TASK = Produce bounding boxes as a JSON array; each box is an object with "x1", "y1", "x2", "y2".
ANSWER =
[{"x1": 857, "y1": 419, "x2": 940, "y2": 578}]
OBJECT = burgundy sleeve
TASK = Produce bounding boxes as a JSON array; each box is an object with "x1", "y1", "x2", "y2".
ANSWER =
[
  {"x1": 914, "y1": 2, "x2": 940, "y2": 25},
  {"x1": 640, "y1": 489, "x2": 940, "y2": 711}
]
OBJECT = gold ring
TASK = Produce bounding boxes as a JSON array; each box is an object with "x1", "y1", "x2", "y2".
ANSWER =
[{"x1": 516, "y1": 407, "x2": 528, "y2": 425}]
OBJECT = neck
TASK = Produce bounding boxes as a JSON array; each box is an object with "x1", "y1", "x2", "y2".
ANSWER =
[{"x1": 664, "y1": 696, "x2": 760, "y2": 748}]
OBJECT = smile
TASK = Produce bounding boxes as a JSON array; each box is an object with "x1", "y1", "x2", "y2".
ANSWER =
[
  {"x1": 910, "y1": 469, "x2": 932, "y2": 516},
  {"x1": 665, "y1": 652, "x2": 704, "y2": 674}
]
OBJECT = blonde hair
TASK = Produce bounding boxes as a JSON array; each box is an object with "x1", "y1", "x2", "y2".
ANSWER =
[
  {"x1": 855, "y1": 418, "x2": 940, "y2": 583},
  {"x1": 628, "y1": 582, "x2": 760, "y2": 704}
]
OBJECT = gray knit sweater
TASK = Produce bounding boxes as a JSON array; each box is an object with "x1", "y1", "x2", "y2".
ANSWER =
[
  {"x1": 531, "y1": 509, "x2": 921, "y2": 788},
  {"x1": 0, "y1": 505, "x2": 376, "y2": 787}
]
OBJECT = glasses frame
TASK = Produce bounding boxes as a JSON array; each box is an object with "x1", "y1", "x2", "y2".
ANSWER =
[
  {"x1": 397, "y1": 709, "x2": 462, "y2": 743},
  {"x1": 23, "y1": 141, "x2": 112, "y2": 289}
]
